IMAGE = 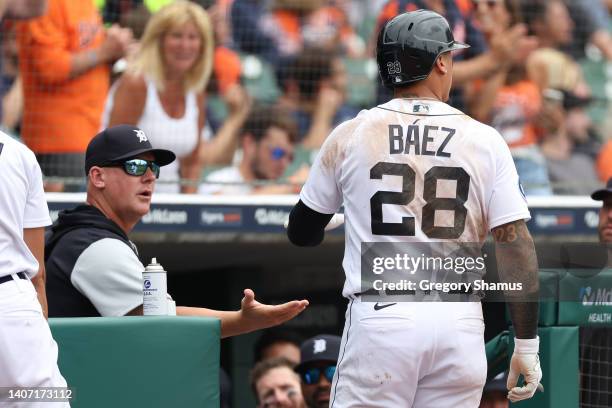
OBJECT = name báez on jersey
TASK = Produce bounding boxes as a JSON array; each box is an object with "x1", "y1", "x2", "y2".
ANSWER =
[{"x1": 388, "y1": 124, "x2": 455, "y2": 157}]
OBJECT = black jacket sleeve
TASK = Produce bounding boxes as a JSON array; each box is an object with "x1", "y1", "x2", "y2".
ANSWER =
[{"x1": 287, "y1": 200, "x2": 334, "y2": 247}]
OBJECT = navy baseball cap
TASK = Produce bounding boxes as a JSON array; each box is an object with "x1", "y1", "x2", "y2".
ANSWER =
[
  {"x1": 591, "y1": 178, "x2": 612, "y2": 201},
  {"x1": 295, "y1": 334, "x2": 341, "y2": 373},
  {"x1": 85, "y1": 125, "x2": 175, "y2": 175}
]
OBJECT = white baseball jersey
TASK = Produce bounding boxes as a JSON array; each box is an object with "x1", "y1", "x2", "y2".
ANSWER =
[
  {"x1": 0, "y1": 131, "x2": 51, "y2": 279},
  {"x1": 300, "y1": 98, "x2": 530, "y2": 298},
  {"x1": 0, "y1": 133, "x2": 69, "y2": 406}
]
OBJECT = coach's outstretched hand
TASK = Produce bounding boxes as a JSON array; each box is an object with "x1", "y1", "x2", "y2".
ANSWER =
[
  {"x1": 175, "y1": 290, "x2": 308, "y2": 338},
  {"x1": 239, "y1": 289, "x2": 309, "y2": 332}
]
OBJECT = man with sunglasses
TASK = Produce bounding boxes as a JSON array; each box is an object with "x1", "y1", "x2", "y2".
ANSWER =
[
  {"x1": 199, "y1": 106, "x2": 303, "y2": 195},
  {"x1": 294, "y1": 335, "x2": 341, "y2": 408},
  {"x1": 45, "y1": 124, "x2": 308, "y2": 338}
]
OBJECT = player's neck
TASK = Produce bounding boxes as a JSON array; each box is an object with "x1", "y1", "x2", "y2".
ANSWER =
[
  {"x1": 84, "y1": 196, "x2": 137, "y2": 235},
  {"x1": 394, "y1": 86, "x2": 441, "y2": 101}
]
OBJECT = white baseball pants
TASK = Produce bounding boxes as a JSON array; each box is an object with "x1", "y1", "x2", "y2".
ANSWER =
[
  {"x1": 330, "y1": 300, "x2": 487, "y2": 407},
  {"x1": 0, "y1": 276, "x2": 70, "y2": 408}
]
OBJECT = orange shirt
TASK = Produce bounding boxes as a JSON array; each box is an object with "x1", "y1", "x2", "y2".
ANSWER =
[
  {"x1": 597, "y1": 140, "x2": 612, "y2": 182},
  {"x1": 272, "y1": 6, "x2": 357, "y2": 53},
  {"x1": 214, "y1": 46, "x2": 241, "y2": 95},
  {"x1": 17, "y1": 0, "x2": 109, "y2": 154},
  {"x1": 474, "y1": 79, "x2": 542, "y2": 149}
]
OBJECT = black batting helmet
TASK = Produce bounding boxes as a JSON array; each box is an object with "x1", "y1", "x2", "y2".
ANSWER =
[{"x1": 376, "y1": 9, "x2": 469, "y2": 88}]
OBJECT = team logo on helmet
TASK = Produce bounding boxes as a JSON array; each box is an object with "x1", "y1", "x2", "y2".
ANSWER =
[{"x1": 387, "y1": 61, "x2": 402, "y2": 75}]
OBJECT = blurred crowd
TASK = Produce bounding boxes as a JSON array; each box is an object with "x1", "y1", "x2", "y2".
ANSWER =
[{"x1": 1, "y1": 0, "x2": 611, "y2": 195}]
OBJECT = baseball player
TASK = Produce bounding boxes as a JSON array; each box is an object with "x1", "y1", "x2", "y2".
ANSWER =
[
  {"x1": 0, "y1": 130, "x2": 69, "y2": 407},
  {"x1": 288, "y1": 10, "x2": 542, "y2": 407}
]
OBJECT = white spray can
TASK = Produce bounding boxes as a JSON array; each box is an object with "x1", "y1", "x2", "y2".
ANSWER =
[{"x1": 143, "y1": 258, "x2": 168, "y2": 316}]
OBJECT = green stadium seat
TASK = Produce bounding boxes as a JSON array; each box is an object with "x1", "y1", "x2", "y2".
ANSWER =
[{"x1": 49, "y1": 316, "x2": 220, "y2": 408}]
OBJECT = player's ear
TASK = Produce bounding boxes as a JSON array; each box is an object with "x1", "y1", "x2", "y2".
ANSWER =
[
  {"x1": 436, "y1": 54, "x2": 449, "y2": 75},
  {"x1": 88, "y1": 167, "x2": 106, "y2": 188}
]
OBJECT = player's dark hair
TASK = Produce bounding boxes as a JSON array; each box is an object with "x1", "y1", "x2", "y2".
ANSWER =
[
  {"x1": 242, "y1": 105, "x2": 298, "y2": 144},
  {"x1": 253, "y1": 327, "x2": 303, "y2": 362},
  {"x1": 250, "y1": 357, "x2": 298, "y2": 403}
]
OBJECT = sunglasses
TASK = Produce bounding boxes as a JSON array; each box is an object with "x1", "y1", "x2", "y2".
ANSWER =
[
  {"x1": 300, "y1": 365, "x2": 336, "y2": 385},
  {"x1": 104, "y1": 159, "x2": 161, "y2": 179},
  {"x1": 270, "y1": 147, "x2": 294, "y2": 162}
]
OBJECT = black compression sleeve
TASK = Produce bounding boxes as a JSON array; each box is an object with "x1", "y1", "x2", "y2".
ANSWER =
[
  {"x1": 287, "y1": 200, "x2": 334, "y2": 247},
  {"x1": 507, "y1": 302, "x2": 539, "y2": 339}
]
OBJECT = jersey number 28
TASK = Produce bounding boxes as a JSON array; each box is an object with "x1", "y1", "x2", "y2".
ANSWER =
[{"x1": 370, "y1": 162, "x2": 470, "y2": 238}]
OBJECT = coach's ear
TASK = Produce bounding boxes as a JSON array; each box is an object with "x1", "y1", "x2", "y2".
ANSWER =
[{"x1": 88, "y1": 166, "x2": 107, "y2": 188}]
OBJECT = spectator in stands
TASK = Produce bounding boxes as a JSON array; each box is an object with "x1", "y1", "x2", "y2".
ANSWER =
[
  {"x1": 272, "y1": 0, "x2": 364, "y2": 57},
  {"x1": 98, "y1": 0, "x2": 141, "y2": 25},
  {"x1": 254, "y1": 328, "x2": 303, "y2": 365},
  {"x1": 199, "y1": 105, "x2": 306, "y2": 195},
  {"x1": 105, "y1": 0, "x2": 250, "y2": 194},
  {"x1": 597, "y1": 141, "x2": 612, "y2": 183},
  {"x1": 522, "y1": 0, "x2": 591, "y2": 97},
  {"x1": 231, "y1": 0, "x2": 363, "y2": 65},
  {"x1": 294, "y1": 334, "x2": 341, "y2": 408},
  {"x1": 209, "y1": 0, "x2": 242, "y2": 97},
  {"x1": 563, "y1": 0, "x2": 612, "y2": 61},
  {"x1": 539, "y1": 89, "x2": 599, "y2": 195},
  {"x1": 0, "y1": 0, "x2": 47, "y2": 19},
  {"x1": 107, "y1": 0, "x2": 247, "y2": 134},
  {"x1": 277, "y1": 48, "x2": 355, "y2": 150},
  {"x1": 207, "y1": 0, "x2": 249, "y2": 133},
  {"x1": 373, "y1": 0, "x2": 533, "y2": 109},
  {"x1": 0, "y1": 21, "x2": 21, "y2": 134},
  {"x1": 45, "y1": 125, "x2": 309, "y2": 336},
  {"x1": 231, "y1": 0, "x2": 282, "y2": 64},
  {"x1": 591, "y1": 178, "x2": 612, "y2": 244},
  {"x1": 16, "y1": 0, "x2": 132, "y2": 191},
  {"x1": 251, "y1": 357, "x2": 307, "y2": 408},
  {"x1": 466, "y1": 0, "x2": 550, "y2": 195},
  {"x1": 335, "y1": 0, "x2": 388, "y2": 41}
]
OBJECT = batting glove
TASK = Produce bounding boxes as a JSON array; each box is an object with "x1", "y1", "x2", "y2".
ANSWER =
[{"x1": 507, "y1": 337, "x2": 543, "y2": 402}]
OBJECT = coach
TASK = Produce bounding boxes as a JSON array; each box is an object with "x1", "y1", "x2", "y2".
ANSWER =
[{"x1": 45, "y1": 124, "x2": 308, "y2": 337}]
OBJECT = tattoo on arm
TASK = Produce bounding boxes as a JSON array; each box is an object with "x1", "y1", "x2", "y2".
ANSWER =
[{"x1": 492, "y1": 220, "x2": 539, "y2": 339}]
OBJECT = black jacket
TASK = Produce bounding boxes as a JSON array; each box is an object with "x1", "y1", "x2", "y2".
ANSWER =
[{"x1": 45, "y1": 205, "x2": 136, "y2": 317}]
